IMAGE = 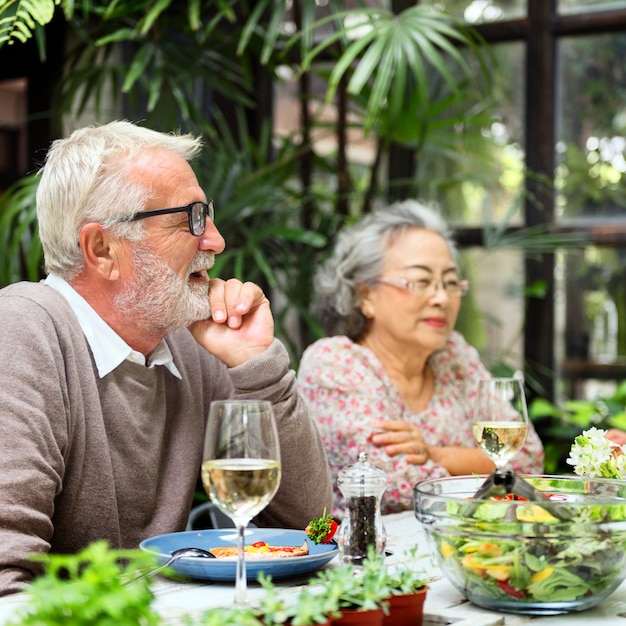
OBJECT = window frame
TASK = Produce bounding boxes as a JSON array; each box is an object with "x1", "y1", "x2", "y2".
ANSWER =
[{"x1": 388, "y1": 0, "x2": 626, "y2": 401}]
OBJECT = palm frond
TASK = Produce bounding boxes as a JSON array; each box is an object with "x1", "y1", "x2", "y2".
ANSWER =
[
  {"x1": 0, "y1": 174, "x2": 43, "y2": 286},
  {"x1": 292, "y1": 6, "x2": 490, "y2": 134},
  {"x1": 0, "y1": 0, "x2": 57, "y2": 47}
]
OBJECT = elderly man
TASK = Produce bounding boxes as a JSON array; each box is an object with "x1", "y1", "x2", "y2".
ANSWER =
[{"x1": 0, "y1": 120, "x2": 332, "y2": 595}]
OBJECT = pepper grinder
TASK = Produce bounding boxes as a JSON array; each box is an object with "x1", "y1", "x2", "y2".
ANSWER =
[{"x1": 336, "y1": 451, "x2": 387, "y2": 565}]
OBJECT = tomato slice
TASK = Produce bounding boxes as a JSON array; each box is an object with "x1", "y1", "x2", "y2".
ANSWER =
[{"x1": 497, "y1": 580, "x2": 526, "y2": 599}]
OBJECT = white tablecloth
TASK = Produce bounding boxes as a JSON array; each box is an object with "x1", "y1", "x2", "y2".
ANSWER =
[{"x1": 1, "y1": 511, "x2": 626, "y2": 625}]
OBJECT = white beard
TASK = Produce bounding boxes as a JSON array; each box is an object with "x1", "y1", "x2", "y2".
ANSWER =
[{"x1": 114, "y1": 244, "x2": 213, "y2": 338}]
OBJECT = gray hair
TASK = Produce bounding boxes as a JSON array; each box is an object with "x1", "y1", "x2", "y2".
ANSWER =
[
  {"x1": 36, "y1": 120, "x2": 203, "y2": 279},
  {"x1": 315, "y1": 199, "x2": 458, "y2": 340}
]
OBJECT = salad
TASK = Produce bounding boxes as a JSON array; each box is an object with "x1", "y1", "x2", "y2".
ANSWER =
[{"x1": 431, "y1": 493, "x2": 626, "y2": 610}]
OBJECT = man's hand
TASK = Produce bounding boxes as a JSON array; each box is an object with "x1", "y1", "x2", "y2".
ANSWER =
[{"x1": 188, "y1": 278, "x2": 274, "y2": 367}]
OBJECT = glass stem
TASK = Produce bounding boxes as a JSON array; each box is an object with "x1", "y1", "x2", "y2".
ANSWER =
[{"x1": 234, "y1": 521, "x2": 247, "y2": 606}]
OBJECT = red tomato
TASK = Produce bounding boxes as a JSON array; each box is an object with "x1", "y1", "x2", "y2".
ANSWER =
[
  {"x1": 497, "y1": 580, "x2": 526, "y2": 599},
  {"x1": 322, "y1": 520, "x2": 339, "y2": 543}
]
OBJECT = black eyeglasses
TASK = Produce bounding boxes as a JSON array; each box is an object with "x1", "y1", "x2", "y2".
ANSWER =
[{"x1": 108, "y1": 200, "x2": 215, "y2": 236}]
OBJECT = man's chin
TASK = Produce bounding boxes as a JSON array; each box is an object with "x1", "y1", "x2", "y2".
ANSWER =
[
  {"x1": 185, "y1": 294, "x2": 212, "y2": 324},
  {"x1": 187, "y1": 308, "x2": 212, "y2": 325}
]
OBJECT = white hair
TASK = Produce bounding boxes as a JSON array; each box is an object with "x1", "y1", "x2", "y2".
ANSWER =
[
  {"x1": 315, "y1": 199, "x2": 459, "y2": 339},
  {"x1": 36, "y1": 120, "x2": 203, "y2": 279}
]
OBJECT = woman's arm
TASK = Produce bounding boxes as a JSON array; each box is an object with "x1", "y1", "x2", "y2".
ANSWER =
[
  {"x1": 448, "y1": 333, "x2": 545, "y2": 476},
  {"x1": 427, "y1": 444, "x2": 495, "y2": 475},
  {"x1": 297, "y1": 338, "x2": 451, "y2": 515},
  {"x1": 370, "y1": 417, "x2": 496, "y2": 475}
]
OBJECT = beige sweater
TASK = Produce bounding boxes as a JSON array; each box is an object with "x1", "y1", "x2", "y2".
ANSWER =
[{"x1": 0, "y1": 282, "x2": 332, "y2": 595}]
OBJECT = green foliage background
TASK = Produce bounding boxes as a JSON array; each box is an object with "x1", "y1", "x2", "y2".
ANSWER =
[{"x1": 0, "y1": 0, "x2": 495, "y2": 360}]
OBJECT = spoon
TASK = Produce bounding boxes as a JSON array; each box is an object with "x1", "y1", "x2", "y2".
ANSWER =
[{"x1": 126, "y1": 547, "x2": 215, "y2": 585}]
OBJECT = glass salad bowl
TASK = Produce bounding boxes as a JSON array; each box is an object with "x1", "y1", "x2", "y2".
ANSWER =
[{"x1": 414, "y1": 474, "x2": 626, "y2": 615}]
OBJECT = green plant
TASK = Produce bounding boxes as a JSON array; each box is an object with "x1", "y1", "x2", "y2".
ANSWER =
[
  {"x1": 0, "y1": 174, "x2": 43, "y2": 286},
  {"x1": 9, "y1": 540, "x2": 161, "y2": 626},
  {"x1": 0, "y1": 0, "x2": 70, "y2": 47},
  {"x1": 529, "y1": 380, "x2": 626, "y2": 473},
  {"x1": 256, "y1": 548, "x2": 429, "y2": 625},
  {"x1": 384, "y1": 547, "x2": 429, "y2": 596},
  {"x1": 287, "y1": 586, "x2": 341, "y2": 626},
  {"x1": 0, "y1": 1, "x2": 496, "y2": 362},
  {"x1": 255, "y1": 572, "x2": 339, "y2": 626},
  {"x1": 186, "y1": 607, "x2": 262, "y2": 626},
  {"x1": 255, "y1": 572, "x2": 290, "y2": 625},
  {"x1": 313, "y1": 547, "x2": 391, "y2": 613}
]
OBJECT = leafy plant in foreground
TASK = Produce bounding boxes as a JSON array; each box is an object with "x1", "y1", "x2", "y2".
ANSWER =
[{"x1": 9, "y1": 540, "x2": 160, "y2": 626}]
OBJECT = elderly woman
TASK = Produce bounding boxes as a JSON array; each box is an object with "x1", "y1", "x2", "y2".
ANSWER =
[{"x1": 297, "y1": 200, "x2": 544, "y2": 516}]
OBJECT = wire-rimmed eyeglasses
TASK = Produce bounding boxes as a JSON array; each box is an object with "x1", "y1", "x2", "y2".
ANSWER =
[
  {"x1": 105, "y1": 200, "x2": 214, "y2": 236},
  {"x1": 376, "y1": 276, "x2": 469, "y2": 298}
]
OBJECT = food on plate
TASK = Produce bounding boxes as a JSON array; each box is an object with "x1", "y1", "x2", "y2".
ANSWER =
[
  {"x1": 210, "y1": 540, "x2": 309, "y2": 559},
  {"x1": 305, "y1": 508, "x2": 338, "y2": 544}
]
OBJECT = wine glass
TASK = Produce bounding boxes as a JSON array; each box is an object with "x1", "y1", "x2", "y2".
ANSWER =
[
  {"x1": 201, "y1": 400, "x2": 281, "y2": 605},
  {"x1": 472, "y1": 378, "x2": 529, "y2": 470}
]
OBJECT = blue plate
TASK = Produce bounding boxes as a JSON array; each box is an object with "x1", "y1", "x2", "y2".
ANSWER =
[{"x1": 139, "y1": 528, "x2": 338, "y2": 582}]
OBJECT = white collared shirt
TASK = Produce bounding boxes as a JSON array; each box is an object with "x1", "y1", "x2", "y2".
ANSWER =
[{"x1": 45, "y1": 273, "x2": 182, "y2": 379}]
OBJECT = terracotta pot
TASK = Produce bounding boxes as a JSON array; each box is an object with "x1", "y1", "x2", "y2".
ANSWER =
[
  {"x1": 332, "y1": 607, "x2": 385, "y2": 626},
  {"x1": 382, "y1": 587, "x2": 428, "y2": 626}
]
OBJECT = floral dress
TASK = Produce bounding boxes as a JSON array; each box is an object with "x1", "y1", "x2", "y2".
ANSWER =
[{"x1": 297, "y1": 331, "x2": 545, "y2": 517}]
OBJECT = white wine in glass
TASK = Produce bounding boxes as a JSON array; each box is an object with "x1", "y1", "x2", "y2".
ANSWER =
[
  {"x1": 472, "y1": 378, "x2": 529, "y2": 469},
  {"x1": 201, "y1": 400, "x2": 281, "y2": 605}
]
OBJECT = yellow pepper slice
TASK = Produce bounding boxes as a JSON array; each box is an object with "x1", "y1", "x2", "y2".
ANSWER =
[
  {"x1": 531, "y1": 567, "x2": 554, "y2": 583},
  {"x1": 517, "y1": 505, "x2": 558, "y2": 523},
  {"x1": 441, "y1": 540, "x2": 455, "y2": 559},
  {"x1": 485, "y1": 566, "x2": 511, "y2": 581}
]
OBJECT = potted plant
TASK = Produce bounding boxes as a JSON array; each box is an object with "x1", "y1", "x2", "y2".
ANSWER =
[
  {"x1": 380, "y1": 548, "x2": 429, "y2": 626},
  {"x1": 255, "y1": 572, "x2": 339, "y2": 626},
  {"x1": 301, "y1": 545, "x2": 432, "y2": 626},
  {"x1": 255, "y1": 546, "x2": 429, "y2": 626},
  {"x1": 287, "y1": 586, "x2": 341, "y2": 626},
  {"x1": 312, "y1": 550, "x2": 391, "y2": 626}
]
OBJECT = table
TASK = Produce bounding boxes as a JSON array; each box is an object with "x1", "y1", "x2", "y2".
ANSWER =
[{"x1": 1, "y1": 511, "x2": 626, "y2": 625}]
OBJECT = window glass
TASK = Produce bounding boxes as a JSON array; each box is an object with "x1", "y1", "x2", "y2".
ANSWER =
[
  {"x1": 455, "y1": 247, "x2": 525, "y2": 373},
  {"x1": 556, "y1": 33, "x2": 626, "y2": 223},
  {"x1": 273, "y1": 62, "x2": 377, "y2": 166},
  {"x1": 418, "y1": 0, "x2": 526, "y2": 23},
  {"x1": 555, "y1": 246, "x2": 626, "y2": 401},
  {"x1": 432, "y1": 42, "x2": 525, "y2": 228},
  {"x1": 274, "y1": 41, "x2": 524, "y2": 227},
  {"x1": 558, "y1": 0, "x2": 626, "y2": 14}
]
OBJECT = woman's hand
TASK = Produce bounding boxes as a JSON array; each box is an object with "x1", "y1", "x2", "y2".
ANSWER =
[
  {"x1": 370, "y1": 419, "x2": 429, "y2": 465},
  {"x1": 370, "y1": 419, "x2": 496, "y2": 474},
  {"x1": 606, "y1": 429, "x2": 626, "y2": 448}
]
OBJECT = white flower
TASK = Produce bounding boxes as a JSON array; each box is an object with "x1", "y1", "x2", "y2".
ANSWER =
[{"x1": 566, "y1": 427, "x2": 623, "y2": 479}]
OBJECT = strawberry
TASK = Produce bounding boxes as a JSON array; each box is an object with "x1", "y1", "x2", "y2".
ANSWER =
[{"x1": 305, "y1": 508, "x2": 338, "y2": 544}]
